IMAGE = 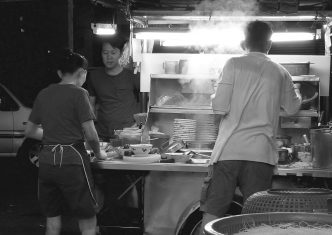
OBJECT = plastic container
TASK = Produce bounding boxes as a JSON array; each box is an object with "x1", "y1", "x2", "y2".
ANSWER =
[
  {"x1": 149, "y1": 133, "x2": 170, "y2": 150},
  {"x1": 119, "y1": 133, "x2": 141, "y2": 145},
  {"x1": 162, "y1": 140, "x2": 185, "y2": 153}
]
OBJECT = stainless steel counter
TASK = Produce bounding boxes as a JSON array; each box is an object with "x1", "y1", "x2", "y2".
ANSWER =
[
  {"x1": 92, "y1": 160, "x2": 332, "y2": 178},
  {"x1": 92, "y1": 160, "x2": 208, "y2": 172},
  {"x1": 275, "y1": 167, "x2": 332, "y2": 178},
  {"x1": 92, "y1": 160, "x2": 332, "y2": 235}
]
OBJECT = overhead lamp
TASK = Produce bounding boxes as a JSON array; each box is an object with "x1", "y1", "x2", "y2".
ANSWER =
[
  {"x1": 133, "y1": 14, "x2": 329, "y2": 25},
  {"x1": 135, "y1": 30, "x2": 316, "y2": 47},
  {"x1": 135, "y1": 32, "x2": 188, "y2": 41},
  {"x1": 91, "y1": 23, "x2": 117, "y2": 35},
  {"x1": 271, "y1": 32, "x2": 315, "y2": 42},
  {"x1": 155, "y1": 15, "x2": 319, "y2": 22}
]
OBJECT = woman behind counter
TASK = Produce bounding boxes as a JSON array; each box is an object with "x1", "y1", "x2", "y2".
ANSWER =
[{"x1": 25, "y1": 49, "x2": 107, "y2": 235}]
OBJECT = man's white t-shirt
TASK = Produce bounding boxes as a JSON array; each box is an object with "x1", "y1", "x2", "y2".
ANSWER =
[{"x1": 211, "y1": 52, "x2": 302, "y2": 165}]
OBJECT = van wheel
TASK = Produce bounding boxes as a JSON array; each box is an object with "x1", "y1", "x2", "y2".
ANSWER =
[
  {"x1": 178, "y1": 210, "x2": 202, "y2": 235},
  {"x1": 16, "y1": 138, "x2": 41, "y2": 175},
  {"x1": 178, "y1": 196, "x2": 243, "y2": 235}
]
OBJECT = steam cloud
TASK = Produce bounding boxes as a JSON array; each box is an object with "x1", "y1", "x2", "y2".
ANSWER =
[
  {"x1": 195, "y1": 0, "x2": 258, "y2": 14},
  {"x1": 188, "y1": 0, "x2": 259, "y2": 53}
]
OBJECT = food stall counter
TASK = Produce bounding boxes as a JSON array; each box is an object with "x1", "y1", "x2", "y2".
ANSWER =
[
  {"x1": 92, "y1": 160, "x2": 208, "y2": 172},
  {"x1": 92, "y1": 159, "x2": 332, "y2": 235},
  {"x1": 93, "y1": 160, "x2": 332, "y2": 178}
]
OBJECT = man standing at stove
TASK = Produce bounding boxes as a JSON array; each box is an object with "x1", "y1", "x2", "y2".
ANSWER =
[
  {"x1": 200, "y1": 20, "x2": 302, "y2": 233},
  {"x1": 87, "y1": 35, "x2": 140, "y2": 140}
]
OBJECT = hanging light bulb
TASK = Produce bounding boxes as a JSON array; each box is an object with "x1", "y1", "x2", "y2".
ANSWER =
[{"x1": 91, "y1": 23, "x2": 117, "y2": 35}]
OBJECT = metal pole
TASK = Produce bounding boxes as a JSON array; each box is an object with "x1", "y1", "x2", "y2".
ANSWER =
[{"x1": 68, "y1": 0, "x2": 74, "y2": 50}]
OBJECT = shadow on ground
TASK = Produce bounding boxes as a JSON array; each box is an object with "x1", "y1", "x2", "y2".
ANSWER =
[
  {"x1": 0, "y1": 157, "x2": 142, "y2": 235},
  {"x1": 0, "y1": 157, "x2": 82, "y2": 235}
]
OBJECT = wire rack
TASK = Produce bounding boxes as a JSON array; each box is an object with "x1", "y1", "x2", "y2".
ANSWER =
[{"x1": 242, "y1": 188, "x2": 332, "y2": 214}]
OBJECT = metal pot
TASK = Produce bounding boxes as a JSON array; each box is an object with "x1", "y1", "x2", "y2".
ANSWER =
[
  {"x1": 310, "y1": 128, "x2": 332, "y2": 169},
  {"x1": 277, "y1": 149, "x2": 291, "y2": 164}
]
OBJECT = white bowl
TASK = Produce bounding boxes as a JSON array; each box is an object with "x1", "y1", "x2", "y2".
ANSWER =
[
  {"x1": 99, "y1": 142, "x2": 110, "y2": 150},
  {"x1": 130, "y1": 144, "x2": 153, "y2": 155}
]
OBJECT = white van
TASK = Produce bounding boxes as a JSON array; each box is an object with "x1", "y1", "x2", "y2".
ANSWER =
[
  {"x1": 0, "y1": 83, "x2": 32, "y2": 156},
  {"x1": 0, "y1": 83, "x2": 40, "y2": 170}
]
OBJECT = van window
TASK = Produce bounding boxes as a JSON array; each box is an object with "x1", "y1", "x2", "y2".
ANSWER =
[{"x1": 0, "y1": 86, "x2": 19, "y2": 111}]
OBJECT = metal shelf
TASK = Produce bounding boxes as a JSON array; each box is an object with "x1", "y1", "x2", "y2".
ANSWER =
[
  {"x1": 150, "y1": 107, "x2": 318, "y2": 117},
  {"x1": 150, "y1": 74, "x2": 218, "y2": 80},
  {"x1": 276, "y1": 167, "x2": 332, "y2": 178},
  {"x1": 291, "y1": 76, "x2": 319, "y2": 82},
  {"x1": 150, "y1": 74, "x2": 319, "y2": 82},
  {"x1": 149, "y1": 106, "x2": 218, "y2": 115},
  {"x1": 280, "y1": 110, "x2": 319, "y2": 117}
]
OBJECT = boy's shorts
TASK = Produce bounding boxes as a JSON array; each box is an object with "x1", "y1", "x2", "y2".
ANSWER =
[
  {"x1": 200, "y1": 160, "x2": 274, "y2": 217},
  {"x1": 39, "y1": 162, "x2": 97, "y2": 219}
]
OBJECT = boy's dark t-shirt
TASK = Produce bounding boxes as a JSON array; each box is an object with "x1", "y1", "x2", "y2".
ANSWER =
[
  {"x1": 87, "y1": 68, "x2": 140, "y2": 137},
  {"x1": 29, "y1": 84, "x2": 95, "y2": 145}
]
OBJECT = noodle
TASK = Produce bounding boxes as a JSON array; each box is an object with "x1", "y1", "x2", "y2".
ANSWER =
[{"x1": 235, "y1": 222, "x2": 332, "y2": 235}]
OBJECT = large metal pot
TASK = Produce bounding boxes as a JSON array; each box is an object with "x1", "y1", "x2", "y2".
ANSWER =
[
  {"x1": 310, "y1": 128, "x2": 332, "y2": 169},
  {"x1": 277, "y1": 148, "x2": 291, "y2": 164}
]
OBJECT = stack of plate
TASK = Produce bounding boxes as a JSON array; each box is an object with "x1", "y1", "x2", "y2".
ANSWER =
[
  {"x1": 173, "y1": 118, "x2": 197, "y2": 142},
  {"x1": 195, "y1": 116, "x2": 218, "y2": 143}
]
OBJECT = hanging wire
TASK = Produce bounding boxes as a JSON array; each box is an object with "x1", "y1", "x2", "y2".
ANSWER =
[{"x1": 112, "y1": 7, "x2": 116, "y2": 29}]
